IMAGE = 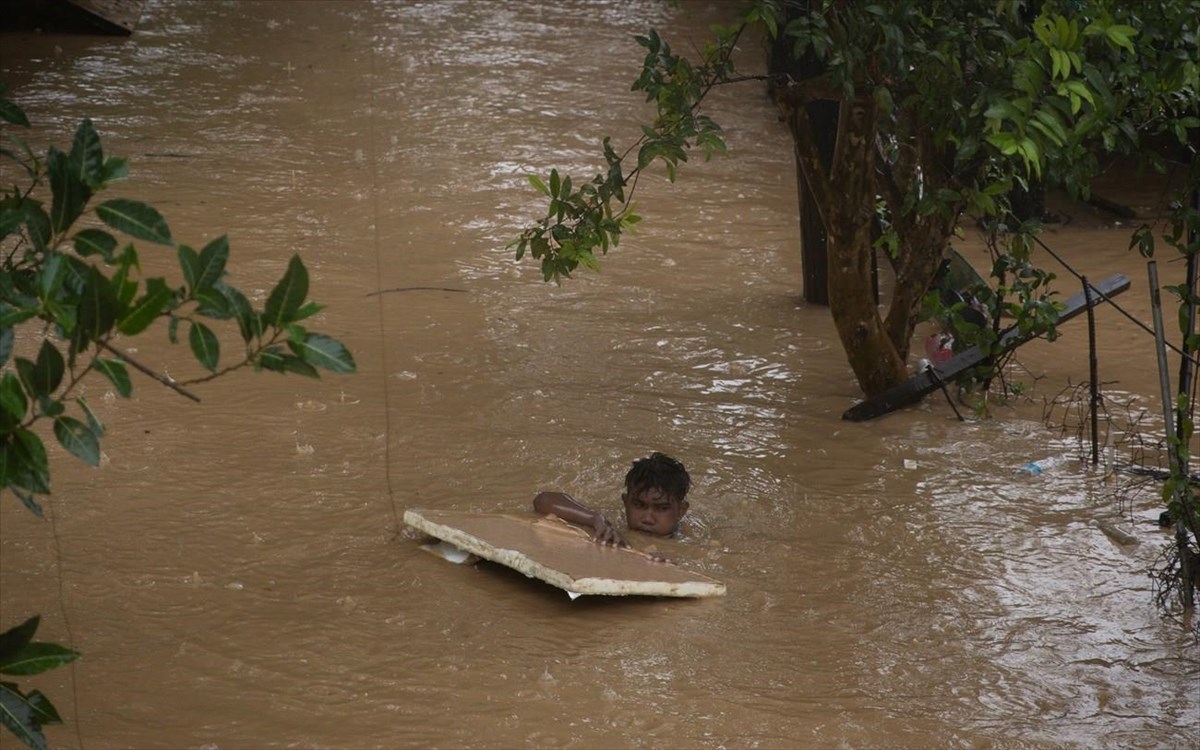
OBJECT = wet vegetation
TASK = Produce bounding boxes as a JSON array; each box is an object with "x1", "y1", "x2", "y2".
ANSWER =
[
  {"x1": 0, "y1": 89, "x2": 355, "y2": 749},
  {"x1": 512, "y1": 2, "x2": 1199, "y2": 626}
]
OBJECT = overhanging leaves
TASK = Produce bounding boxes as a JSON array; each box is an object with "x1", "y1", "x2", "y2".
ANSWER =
[
  {"x1": 14, "y1": 341, "x2": 64, "y2": 399},
  {"x1": 47, "y1": 146, "x2": 91, "y2": 234},
  {"x1": 96, "y1": 198, "x2": 172, "y2": 245},
  {"x1": 0, "y1": 618, "x2": 40, "y2": 661},
  {"x1": 7, "y1": 429, "x2": 50, "y2": 495},
  {"x1": 0, "y1": 643, "x2": 79, "y2": 676},
  {"x1": 73, "y1": 228, "x2": 117, "y2": 262},
  {"x1": 53, "y1": 416, "x2": 99, "y2": 467},
  {"x1": 0, "y1": 681, "x2": 48, "y2": 750},
  {"x1": 76, "y1": 266, "x2": 120, "y2": 342},
  {"x1": 195, "y1": 235, "x2": 229, "y2": 291},
  {"x1": 289, "y1": 334, "x2": 356, "y2": 374},
  {"x1": 93, "y1": 358, "x2": 132, "y2": 398},
  {"x1": 188, "y1": 321, "x2": 219, "y2": 372},
  {"x1": 117, "y1": 278, "x2": 173, "y2": 335},
  {"x1": 264, "y1": 255, "x2": 309, "y2": 330},
  {"x1": 70, "y1": 118, "x2": 104, "y2": 188}
]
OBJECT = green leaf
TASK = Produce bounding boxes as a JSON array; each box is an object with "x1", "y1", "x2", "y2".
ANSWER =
[
  {"x1": 117, "y1": 278, "x2": 172, "y2": 335},
  {"x1": 188, "y1": 321, "x2": 219, "y2": 372},
  {"x1": 36, "y1": 397, "x2": 63, "y2": 418},
  {"x1": 10, "y1": 488, "x2": 44, "y2": 518},
  {"x1": 0, "y1": 203, "x2": 24, "y2": 242},
  {"x1": 873, "y1": 85, "x2": 894, "y2": 115},
  {"x1": 73, "y1": 228, "x2": 118, "y2": 261},
  {"x1": 195, "y1": 235, "x2": 229, "y2": 291},
  {"x1": 1104, "y1": 24, "x2": 1137, "y2": 53},
  {"x1": 263, "y1": 255, "x2": 309, "y2": 329},
  {"x1": 70, "y1": 118, "x2": 104, "y2": 188},
  {"x1": 0, "y1": 440, "x2": 17, "y2": 494},
  {"x1": 54, "y1": 416, "x2": 99, "y2": 466},
  {"x1": 47, "y1": 146, "x2": 91, "y2": 234},
  {"x1": 24, "y1": 690, "x2": 62, "y2": 726},
  {"x1": 0, "y1": 373, "x2": 25, "y2": 431},
  {"x1": 95, "y1": 198, "x2": 172, "y2": 245},
  {"x1": 216, "y1": 282, "x2": 260, "y2": 342},
  {"x1": 76, "y1": 397, "x2": 104, "y2": 438},
  {"x1": 0, "y1": 617, "x2": 40, "y2": 661},
  {"x1": 193, "y1": 287, "x2": 232, "y2": 318},
  {"x1": 0, "y1": 306, "x2": 36, "y2": 332},
  {"x1": 100, "y1": 156, "x2": 128, "y2": 185},
  {"x1": 8, "y1": 429, "x2": 50, "y2": 494},
  {"x1": 0, "y1": 681, "x2": 49, "y2": 750},
  {"x1": 291, "y1": 301, "x2": 325, "y2": 322},
  {"x1": 37, "y1": 252, "x2": 66, "y2": 300},
  {"x1": 0, "y1": 643, "x2": 80, "y2": 676},
  {"x1": 22, "y1": 204, "x2": 52, "y2": 255},
  {"x1": 0, "y1": 98, "x2": 30, "y2": 127},
  {"x1": 93, "y1": 358, "x2": 132, "y2": 398},
  {"x1": 177, "y1": 244, "x2": 200, "y2": 292},
  {"x1": 0, "y1": 326, "x2": 12, "y2": 369},
  {"x1": 528, "y1": 174, "x2": 550, "y2": 196},
  {"x1": 274, "y1": 354, "x2": 320, "y2": 378},
  {"x1": 77, "y1": 266, "x2": 120, "y2": 341},
  {"x1": 289, "y1": 334, "x2": 356, "y2": 374},
  {"x1": 35, "y1": 341, "x2": 64, "y2": 396},
  {"x1": 257, "y1": 346, "x2": 286, "y2": 373},
  {"x1": 14, "y1": 342, "x2": 63, "y2": 399},
  {"x1": 109, "y1": 249, "x2": 141, "y2": 309}
]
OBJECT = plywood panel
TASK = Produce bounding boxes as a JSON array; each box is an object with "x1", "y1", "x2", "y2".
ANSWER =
[{"x1": 404, "y1": 509, "x2": 726, "y2": 598}]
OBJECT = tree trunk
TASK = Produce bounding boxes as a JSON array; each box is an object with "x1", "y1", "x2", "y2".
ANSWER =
[
  {"x1": 824, "y1": 98, "x2": 908, "y2": 396},
  {"x1": 883, "y1": 215, "x2": 955, "y2": 360}
]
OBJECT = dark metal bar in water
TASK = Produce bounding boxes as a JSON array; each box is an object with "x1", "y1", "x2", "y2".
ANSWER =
[{"x1": 1083, "y1": 276, "x2": 1100, "y2": 465}]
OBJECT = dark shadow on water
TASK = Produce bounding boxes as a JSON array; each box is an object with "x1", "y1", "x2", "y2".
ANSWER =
[{"x1": 467, "y1": 557, "x2": 711, "y2": 614}]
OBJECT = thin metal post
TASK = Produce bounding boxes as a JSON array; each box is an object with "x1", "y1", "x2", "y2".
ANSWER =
[
  {"x1": 1083, "y1": 276, "x2": 1100, "y2": 465},
  {"x1": 1150, "y1": 260, "x2": 1195, "y2": 608}
]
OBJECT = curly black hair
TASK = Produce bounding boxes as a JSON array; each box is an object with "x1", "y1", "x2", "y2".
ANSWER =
[{"x1": 624, "y1": 452, "x2": 691, "y2": 502}]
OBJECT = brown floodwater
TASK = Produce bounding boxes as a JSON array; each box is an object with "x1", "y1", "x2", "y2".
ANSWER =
[{"x1": 1, "y1": 2, "x2": 1197, "y2": 748}]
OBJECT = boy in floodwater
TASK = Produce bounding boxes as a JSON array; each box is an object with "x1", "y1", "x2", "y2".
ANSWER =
[{"x1": 532, "y1": 452, "x2": 691, "y2": 549}]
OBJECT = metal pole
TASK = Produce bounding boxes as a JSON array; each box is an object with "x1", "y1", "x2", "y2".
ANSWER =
[
  {"x1": 1180, "y1": 155, "x2": 1200, "y2": 463},
  {"x1": 1083, "y1": 276, "x2": 1100, "y2": 465},
  {"x1": 1149, "y1": 260, "x2": 1195, "y2": 608}
]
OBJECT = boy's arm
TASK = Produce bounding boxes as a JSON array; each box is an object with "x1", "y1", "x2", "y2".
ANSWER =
[{"x1": 532, "y1": 491, "x2": 627, "y2": 547}]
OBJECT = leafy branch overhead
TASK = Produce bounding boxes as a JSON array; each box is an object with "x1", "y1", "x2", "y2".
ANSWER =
[
  {"x1": 0, "y1": 616, "x2": 78, "y2": 750},
  {"x1": 0, "y1": 87, "x2": 356, "y2": 513},
  {"x1": 509, "y1": 24, "x2": 743, "y2": 283},
  {"x1": 1, "y1": 84, "x2": 357, "y2": 749},
  {"x1": 509, "y1": 0, "x2": 1199, "y2": 402}
]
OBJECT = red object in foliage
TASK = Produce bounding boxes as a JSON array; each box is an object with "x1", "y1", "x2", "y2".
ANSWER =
[{"x1": 924, "y1": 332, "x2": 954, "y2": 364}]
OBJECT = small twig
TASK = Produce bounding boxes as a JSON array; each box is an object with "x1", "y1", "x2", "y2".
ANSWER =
[{"x1": 98, "y1": 340, "x2": 201, "y2": 403}]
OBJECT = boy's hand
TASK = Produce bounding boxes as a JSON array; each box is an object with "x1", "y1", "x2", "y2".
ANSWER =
[{"x1": 590, "y1": 512, "x2": 628, "y2": 548}]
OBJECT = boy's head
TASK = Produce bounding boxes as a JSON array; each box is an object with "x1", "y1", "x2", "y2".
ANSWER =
[{"x1": 621, "y1": 452, "x2": 690, "y2": 536}]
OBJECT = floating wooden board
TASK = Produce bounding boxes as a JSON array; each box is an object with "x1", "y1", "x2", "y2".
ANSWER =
[
  {"x1": 403, "y1": 509, "x2": 726, "y2": 599},
  {"x1": 66, "y1": 0, "x2": 145, "y2": 34},
  {"x1": 843, "y1": 272, "x2": 1132, "y2": 422}
]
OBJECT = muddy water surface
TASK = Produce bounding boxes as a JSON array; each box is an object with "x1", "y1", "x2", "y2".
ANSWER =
[{"x1": 1, "y1": 2, "x2": 1198, "y2": 749}]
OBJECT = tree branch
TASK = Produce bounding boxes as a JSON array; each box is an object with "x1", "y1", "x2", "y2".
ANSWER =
[{"x1": 98, "y1": 340, "x2": 201, "y2": 403}]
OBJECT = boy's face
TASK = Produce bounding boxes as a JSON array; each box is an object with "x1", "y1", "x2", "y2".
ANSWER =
[{"x1": 622, "y1": 486, "x2": 688, "y2": 536}]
